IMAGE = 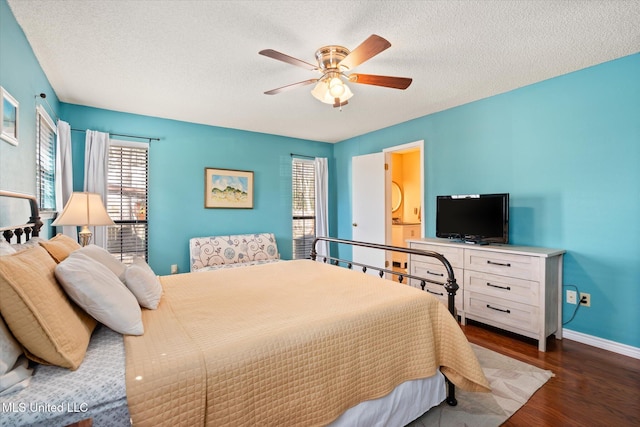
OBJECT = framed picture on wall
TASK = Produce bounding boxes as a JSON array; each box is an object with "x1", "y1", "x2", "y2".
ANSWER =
[
  {"x1": 204, "y1": 167, "x2": 254, "y2": 209},
  {"x1": 1, "y1": 87, "x2": 19, "y2": 146}
]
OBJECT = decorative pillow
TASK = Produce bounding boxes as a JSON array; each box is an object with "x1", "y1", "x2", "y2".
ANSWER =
[
  {"x1": 75, "y1": 244, "x2": 127, "y2": 281},
  {"x1": 124, "y1": 257, "x2": 163, "y2": 309},
  {"x1": 39, "y1": 233, "x2": 81, "y2": 263},
  {"x1": 0, "y1": 317, "x2": 32, "y2": 395},
  {"x1": 0, "y1": 241, "x2": 16, "y2": 256},
  {"x1": 55, "y1": 252, "x2": 143, "y2": 335},
  {"x1": 0, "y1": 246, "x2": 96, "y2": 370}
]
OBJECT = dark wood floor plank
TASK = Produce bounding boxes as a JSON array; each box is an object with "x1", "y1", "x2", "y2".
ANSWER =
[{"x1": 461, "y1": 321, "x2": 640, "y2": 426}]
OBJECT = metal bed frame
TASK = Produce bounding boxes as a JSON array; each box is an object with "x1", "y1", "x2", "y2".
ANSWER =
[
  {"x1": 311, "y1": 236, "x2": 460, "y2": 406},
  {"x1": 0, "y1": 190, "x2": 43, "y2": 243}
]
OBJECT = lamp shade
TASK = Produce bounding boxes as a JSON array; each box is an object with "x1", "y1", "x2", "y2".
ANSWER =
[{"x1": 52, "y1": 192, "x2": 114, "y2": 227}]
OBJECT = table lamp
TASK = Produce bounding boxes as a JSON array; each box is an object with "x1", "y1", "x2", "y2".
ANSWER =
[{"x1": 52, "y1": 192, "x2": 115, "y2": 246}]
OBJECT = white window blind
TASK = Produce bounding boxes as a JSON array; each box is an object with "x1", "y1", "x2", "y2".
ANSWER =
[
  {"x1": 36, "y1": 105, "x2": 56, "y2": 210},
  {"x1": 106, "y1": 141, "x2": 149, "y2": 264},
  {"x1": 292, "y1": 158, "x2": 315, "y2": 259}
]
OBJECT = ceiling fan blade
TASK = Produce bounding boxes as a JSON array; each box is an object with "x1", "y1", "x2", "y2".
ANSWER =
[
  {"x1": 259, "y1": 49, "x2": 318, "y2": 71},
  {"x1": 347, "y1": 73, "x2": 412, "y2": 90},
  {"x1": 338, "y1": 35, "x2": 391, "y2": 70},
  {"x1": 264, "y1": 79, "x2": 318, "y2": 95}
]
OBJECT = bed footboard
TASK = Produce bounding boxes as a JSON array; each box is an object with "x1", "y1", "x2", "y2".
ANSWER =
[{"x1": 311, "y1": 236, "x2": 459, "y2": 406}]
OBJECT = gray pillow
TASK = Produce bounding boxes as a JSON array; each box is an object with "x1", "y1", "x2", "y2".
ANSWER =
[
  {"x1": 124, "y1": 257, "x2": 163, "y2": 310},
  {"x1": 55, "y1": 252, "x2": 143, "y2": 335},
  {"x1": 75, "y1": 244, "x2": 127, "y2": 281}
]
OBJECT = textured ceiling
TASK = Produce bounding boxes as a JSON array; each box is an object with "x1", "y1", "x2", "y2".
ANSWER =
[{"x1": 8, "y1": 0, "x2": 640, "y2": 143}]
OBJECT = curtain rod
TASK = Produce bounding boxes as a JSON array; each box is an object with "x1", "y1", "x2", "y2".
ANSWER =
[
  {"x1": 37, "y1": 93, "x2": 160, "y2": 142},
  {"x1": 290, "y1": 153, "x2": 315, "y2": 159},
  {"x1": 71, "y1": 128, "x2": 160, "y2": 142},
  {"x1": 36, "y1": 93, "x2": 60, "y2": 122}
]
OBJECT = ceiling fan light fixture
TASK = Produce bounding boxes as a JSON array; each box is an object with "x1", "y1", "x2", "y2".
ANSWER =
[
  {"x1": 328, "y1": 77, "x2": 345, "y2": 97},
  {"x1": 310, "y1": 81, "x2": 327, "y2": 102},
  {"x1": 311, "y1": 79, "x2": 353, "y2": 105},
  {"x1": 339, "y1": 84, "x2": 353, "y2": 103}
]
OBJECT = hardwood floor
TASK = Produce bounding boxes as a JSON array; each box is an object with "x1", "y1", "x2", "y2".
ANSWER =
[{"x1": 461, "y1": 320, "x2": 640, "y2": 426}]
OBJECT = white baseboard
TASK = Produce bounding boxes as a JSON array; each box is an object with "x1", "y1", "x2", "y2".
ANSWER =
[{"x1": 563, "y1": 329, "x2": 640, "y2": 360}]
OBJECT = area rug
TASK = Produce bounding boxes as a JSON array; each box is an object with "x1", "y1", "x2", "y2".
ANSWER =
[{"x1": 408, "y1": 343, "x2": 554, "y2": 426}]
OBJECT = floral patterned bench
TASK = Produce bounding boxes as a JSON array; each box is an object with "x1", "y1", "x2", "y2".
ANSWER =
[{"x1": 189, "y1": 233, "x2": 280, "y2": 272}]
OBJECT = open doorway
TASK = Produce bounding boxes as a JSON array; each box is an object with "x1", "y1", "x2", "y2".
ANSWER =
[
  {"x1": 350, "y1": 140, "x2": 424, "y2": 277},
  {"x1": 383, "y1": 140, "x2": 424, "y2": 280}
]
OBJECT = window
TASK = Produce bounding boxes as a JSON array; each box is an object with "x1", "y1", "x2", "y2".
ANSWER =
[
  {"x1": 106, "y1": 140, "x2": 149, "y2": 264},
  {"x1": 36, "y1": 105, "x2": 56, "y2": 211},
  {"x1": 292, "y1": 158, "x2": 315, "y2": 259}
]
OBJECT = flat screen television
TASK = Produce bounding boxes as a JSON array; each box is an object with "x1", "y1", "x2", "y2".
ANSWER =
[{"x1": 436, "y1": 193, "x2": 509, "y2": 244}]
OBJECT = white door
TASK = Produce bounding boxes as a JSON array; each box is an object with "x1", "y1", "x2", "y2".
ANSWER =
[{"x1": 351, "y1": 152, "x2": 390, "y2": 274}]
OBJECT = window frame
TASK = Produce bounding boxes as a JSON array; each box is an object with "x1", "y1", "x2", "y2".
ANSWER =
[
  {"x1": 106, "y1": 139, "x2": 149, "y2": 264},
  {"x1": 292, "y1": 157, "x2": 316, "y2": 260},
  {"x1": 35, "y1": 105, "x2": 56, "y2": 212}
]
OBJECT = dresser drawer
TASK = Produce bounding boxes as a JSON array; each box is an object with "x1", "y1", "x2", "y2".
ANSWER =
[
  {"x1": 465, "y1": 250, "x2": 540, "y2": 281},
  {"x1": 465, "y1": 291, "x2": 539, "y2": 334},
  {"x1": 410, "y1": 262, "x2": 463, "y2": 309},
  {"x1": 409, "y1": 242, "x2": 464, "y2": 268},
  {"x1": 465, "y1": 270, "x2": 539, "y2": 306}
]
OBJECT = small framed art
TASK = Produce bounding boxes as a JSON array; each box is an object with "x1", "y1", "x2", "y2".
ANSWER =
[
  {"x1": 1, "y1": 87, "x2": 19, "y2": 146},
  {"x1": 204, "y1": 167, "x2": 254, "y2": 209}
]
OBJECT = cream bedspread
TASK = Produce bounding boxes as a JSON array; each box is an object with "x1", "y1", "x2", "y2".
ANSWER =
[{"x1": 124, "y1": 260, "x2": 489, "y2": 426}]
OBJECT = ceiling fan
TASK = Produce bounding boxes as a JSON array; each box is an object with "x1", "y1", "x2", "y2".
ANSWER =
[{"x1": 259, "y1": 35, "x2": 412, "y2": 108}]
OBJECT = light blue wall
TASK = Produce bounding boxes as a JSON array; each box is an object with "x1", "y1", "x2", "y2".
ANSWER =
[
  {"x1": 0, "y1": 0, "x2": 58, "y2": 237},
  {"x1": 60, "y1": 103, "x2": 334, "y2": 275},
  {"x1": 334, "y1": 53, "x2": 640, "y2": 348}
]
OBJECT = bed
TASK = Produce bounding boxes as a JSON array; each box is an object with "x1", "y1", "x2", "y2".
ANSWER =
[{"x1": 0, "y1": 190, "x2": 489, "y2": 427}]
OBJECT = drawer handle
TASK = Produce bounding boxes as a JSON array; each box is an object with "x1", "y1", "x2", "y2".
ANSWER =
[
  {"x1": 486, "y1": 304, "x2": 511, "y2": 314},
  {"x1": 487, "y1": 282, "x2": 511, "y2": 291},
  {"x1": 426, "y1": 270, "x2": 444, "y2": 277},
  {"x1": 426, "y1": 289, "x2": 444, "y2": 296},
  {"x1": 487, "y1": 260, "x2": 511, "y2": 267}
]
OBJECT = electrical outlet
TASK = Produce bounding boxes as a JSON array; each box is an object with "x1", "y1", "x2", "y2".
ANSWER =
[
  {"x1": 580, "y1": 292, "x2": 591, "y2": 307},
  {"x1": 171, "y1": 264, "x2": 178, "y2": 274},
  {"x1": 566, "y1": 290, "x2": 577, "y2": 304}
]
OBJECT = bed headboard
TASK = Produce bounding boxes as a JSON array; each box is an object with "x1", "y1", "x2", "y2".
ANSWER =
[{"x1": 0, "y1": 190, "x2": 43, "y2": 243}]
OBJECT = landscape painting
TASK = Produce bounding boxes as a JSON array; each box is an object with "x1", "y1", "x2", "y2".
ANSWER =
[{"x1": 205, "y1": 167, "x2": 254, "y2": 209}]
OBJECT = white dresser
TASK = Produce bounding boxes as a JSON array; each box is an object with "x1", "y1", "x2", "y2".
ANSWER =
[{"x1": 407, "y1": 237, "x2": 565, "y2": 351}]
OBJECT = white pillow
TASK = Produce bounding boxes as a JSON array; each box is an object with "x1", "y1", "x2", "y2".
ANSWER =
[
  {"x1": 0, "y1": 357, "x2": 32, "y2": 396},
  {"x1": 10, "y1": 236, "x2": 45, "y2": 254},
  {"x1": 55, "y1": 252, "x2": 143, "y2": 335},
  {"x1": 0, "y1": 241, "x2": 16, "y2": 256},
  {"x1": 124, "y1": 257, "x2": 163, "y2": 310},
  {"x1": 0, "y1": 316, "x2": 32, "y2": 395},
  {"x1": 75, "y1": 244, "x2": 127, "y2": 281}
]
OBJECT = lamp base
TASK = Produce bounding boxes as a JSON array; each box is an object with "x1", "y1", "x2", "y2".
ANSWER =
[{"x1": 78, "y1": 226, "x2": 92, "y2": 247}]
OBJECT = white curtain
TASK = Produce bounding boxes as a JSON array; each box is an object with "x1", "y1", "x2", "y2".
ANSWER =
[
  {"x1": 314, "y1": 157, "x2": 329, "y2": 259},
  {"x1": 54, "y1": 120, "x2": 77, "y2": 241},
  {"x1": 84, "y1": 130, "x2": 110, "y2": 248}
]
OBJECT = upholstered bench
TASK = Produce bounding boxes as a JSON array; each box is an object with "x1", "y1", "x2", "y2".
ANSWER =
[{"x1": 189, "y1": 233, "x2": 280, "y2": 272}]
